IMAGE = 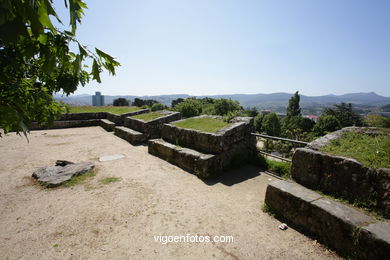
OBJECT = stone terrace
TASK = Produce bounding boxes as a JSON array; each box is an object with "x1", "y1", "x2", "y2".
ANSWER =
[{"x1": 148, "y1": 115, "x2": 256, "y2": 178}]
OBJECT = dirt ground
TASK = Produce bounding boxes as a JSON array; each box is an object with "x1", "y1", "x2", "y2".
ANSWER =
[{"x1": 0, "y1": 127, "x2": 341, "y2": 260}]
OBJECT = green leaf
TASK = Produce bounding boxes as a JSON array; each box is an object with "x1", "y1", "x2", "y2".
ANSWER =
[
  {"x1": 37, "y1": 0, "x2": 55, "y2": 33},
  {"x1": 92, "y1": 59, "x2": 101, "y2": 83},
  {"x1": 78, "y1": 43, "x2": 87, "y2": 57},
  {"x1": 37, "y1": 34, "x2": 47, "y2": 44}
]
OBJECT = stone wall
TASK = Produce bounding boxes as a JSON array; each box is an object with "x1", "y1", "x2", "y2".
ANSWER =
[
  {"x1": 292, "y1": 127, "x2": 390, "y2": 218},
  {"x1": 106, "y1": 109, "x2": 149, "y2": 125},
  {"x1": 161, "y1": 115, "x2": 254, "y2": 154},
  {"x1": 30, "y1": 119, "x2": 101, "y2": 130},
  {"x1": 30, "y1": 109, "x2": 149, "y2": 130},
  {"x1": 124, "y1": 111, "x2": 181, "y2": 139},
  {"x1": 58, "y1": 112, "x2": 107, "y2": 121}
]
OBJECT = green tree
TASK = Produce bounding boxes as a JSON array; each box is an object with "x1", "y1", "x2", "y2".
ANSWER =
[
  {"x1": 282, "y1": 91, "x2": 304, "y2": 139},
  {"x1": 253, "y1": 113, "x2": 265, "y2": 132},
  {"x1": 132, "y1": 98, "x2": 144, "y2": 107},
  {"x1": 244, "y1": 107, "x2": 258, "y2": 117},
  {"x1": 286, "y1": 91, "x2": 301, "y2": 117},
  {"x1": 313, "y1": 115, "x2": 341, "y2": 136},
  {"x1": 262, "y1": 112, "x2": 281, "y2": 136},
  {"x1": 0, "y1": 0, "x2": 120, "y2": 136},
  {"x1": 113, "y1": 98, "x2": 129, "y2": 106},
  {"x1": 171, "y1": 98, "x2": 184, "y2": 108},
  {"x1": 323, "y1": 103, "x2": 362, "y2": 127},
  {"x1": 151, "y1": 103, "x2": 164, "y2": 111}
]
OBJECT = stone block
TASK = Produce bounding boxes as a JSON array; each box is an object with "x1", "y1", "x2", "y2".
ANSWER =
[
  {"x1": 265, "y1": 180, "x2": 322, "y2": 228},
  {"x1": 357, "y1": 221, "x2": 390, "y2": 260},
  {"x1": 99, "y1": 119, "x2": 115, "y2": 132},
  {"x1": 310, "y1": 198, "x2": 374, "y2": 254},
  {"x1": 148, "y1": 139, "x2": 219, "y2": 178},
  {"x1": 114, "y1": 126, "x2": 145, "y2": 145},
  {"x1": 264, "y1": 180, "x2": 389, "y2": 260}
]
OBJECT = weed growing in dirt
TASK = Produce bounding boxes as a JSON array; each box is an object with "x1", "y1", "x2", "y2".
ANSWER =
[
  {"x1": 62, "y1": 171, "x2": 96, "y2": 187},
  {"x1": 99, "y1": 177, "x2": 121, "y2": 184}
]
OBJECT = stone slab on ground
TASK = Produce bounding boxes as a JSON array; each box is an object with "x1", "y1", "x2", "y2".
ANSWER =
[
  {"x1": 114, "y1": 126, "x2": 145, "y2": 145},
  {"x1": 265, "y1": 179, "x2": 389, "y2": 260},
  {"x1": 32, "y1": 160, "x2": 94, "y2": 187},
  {"x1": 99, "y1": 154, "x2": 125, "y2": 162}
]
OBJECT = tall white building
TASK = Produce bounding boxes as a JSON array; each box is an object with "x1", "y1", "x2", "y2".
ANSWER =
[{"x1": 92, "y1": 91, "x2": 105, "y2": 106}]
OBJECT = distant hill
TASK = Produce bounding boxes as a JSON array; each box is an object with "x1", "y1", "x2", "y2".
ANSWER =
[{"x1": 55, "y1": 92, "x2": 390, "y2": 115}]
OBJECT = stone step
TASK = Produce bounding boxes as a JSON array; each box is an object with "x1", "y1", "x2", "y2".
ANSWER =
[
  {"x1": 114, "y1": 126, "x2": 145, "y2": 145},
  {"x1": 148, "y1": 138, "x2": 221, "y2": 178},
  {"x1": 265, "y1": 180, "x2": 390, "y2": 259},
  {"x1": 99, "y1": 119, "x2": 115, "y2": 132}
]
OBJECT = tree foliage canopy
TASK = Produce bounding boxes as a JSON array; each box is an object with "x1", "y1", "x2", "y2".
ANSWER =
[
  {"x1": 313, "y1": 114, "x2": 340, "y2": 135},
  {"x1": 0, "y1": 0, "x2": 120, "y2": 136},
  {"x1": 323, "y1": 102, "x2": 362, "y2": 128},
  {"x1": 286, "y1": 91, "x2": 301, "y2": 117},
  {"x1": 262, "y1": 112, "x2": 281, "y2": 136},
  {"x1": 113, "y1": 98, "x2": 129, "y2": 106}
]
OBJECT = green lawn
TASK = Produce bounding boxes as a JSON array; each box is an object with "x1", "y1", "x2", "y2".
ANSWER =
[
  {"x1": 173, "y1": 117, "x2": 230, "y2": 133},
  {"x1": 321, "y1": 131, "x2": 390, "y2": 168},
  {"x1": 68, "y1": 106, "x2": 143, "y2": 114},
  {"x1": 131, "y1": 111, "x2": 166, "y2": 121}
]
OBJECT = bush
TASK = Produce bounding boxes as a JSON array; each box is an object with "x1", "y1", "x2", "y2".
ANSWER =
[
  {"x1": 364, "y1": 114, "x2": 390, "y2": 128},
  {"x1": 151, "y1": 103, "x2": 164, "y2": 111},
  {"x1": 313, "y1": 114, "x2": 340, "y2": 136},
  {"x1": 173, "y1": 98, "x2": 202, "y2": 117},
  {"x1": 213, "y1": 99, "x2": 242, "y2": 116}
]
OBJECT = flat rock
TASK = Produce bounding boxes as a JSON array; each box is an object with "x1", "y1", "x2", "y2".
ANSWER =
[
  {"x1": 99, "y1": 154, "x2": 125, "y2": 162},
  {"x1": 32, "y1": 161, "x2": 94, "y2": 187}
]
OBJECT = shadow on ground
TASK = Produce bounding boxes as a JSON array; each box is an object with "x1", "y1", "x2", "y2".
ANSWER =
[{"x1": 202, "y1": 164, "x2": 263, "y2": 186}]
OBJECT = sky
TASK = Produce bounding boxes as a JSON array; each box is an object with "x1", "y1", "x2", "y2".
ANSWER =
[{"x1": 55, "y1": 0, "x2": 390, "y2": 97}]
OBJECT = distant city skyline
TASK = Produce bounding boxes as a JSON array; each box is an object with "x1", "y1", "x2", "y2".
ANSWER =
[{"x1": 55, "y1": 0, "x2": 389, "y2": 96}]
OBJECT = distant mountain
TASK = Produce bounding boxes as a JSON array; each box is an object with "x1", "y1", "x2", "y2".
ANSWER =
[{"x1": 55, "y1": 92, "x2": 390, "y2": 115}]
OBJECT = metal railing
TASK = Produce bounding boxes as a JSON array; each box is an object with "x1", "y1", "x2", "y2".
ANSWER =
[{"x1": 251, "y1": 133, "x2": 309, "y2": 163}]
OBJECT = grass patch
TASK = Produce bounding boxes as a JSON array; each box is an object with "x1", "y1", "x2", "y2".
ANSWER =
[
  {"x1": 320, "y1": 131, "x2": 390, "y2": 168},
  {"x1": 173, "y1": 117, "x2": 231, "y2": 133},
  {"x1": 131, "y1": 111, "x2": 166, "y2": 121},
  {"x1": 62, "y1": 171, "x2": 96, "y2": 187},
  {"x1": 68, "y1": 106, "x2": 142, "y2": 114},
  {"x1": 252, "y1": 153, "x2": 291, "y2": 179},
  {"x1": 99, "y1": 177, "x2": 121, "y2": 184}
]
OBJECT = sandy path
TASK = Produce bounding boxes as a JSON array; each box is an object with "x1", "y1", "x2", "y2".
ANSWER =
[{"x1": 0, "y1": 127, "x2": 340, "y2": 260}]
